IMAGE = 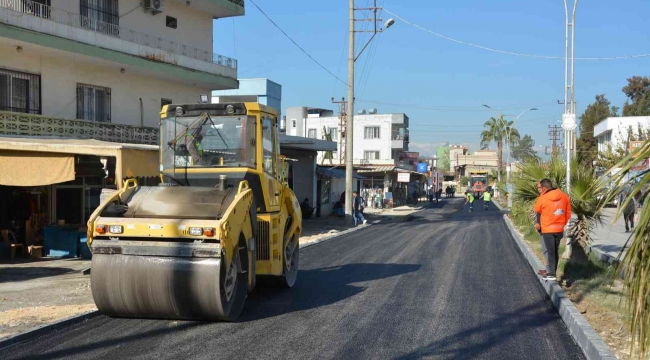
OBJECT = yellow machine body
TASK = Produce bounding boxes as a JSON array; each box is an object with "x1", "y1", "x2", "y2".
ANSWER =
[{"x1": 86, "y1": 102, "x2": 302, "y2": 321}]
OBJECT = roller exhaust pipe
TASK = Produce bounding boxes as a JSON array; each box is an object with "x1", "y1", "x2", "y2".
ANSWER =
[{"x1": 219, "y1": 175, "x2": 227, "y2": 191}]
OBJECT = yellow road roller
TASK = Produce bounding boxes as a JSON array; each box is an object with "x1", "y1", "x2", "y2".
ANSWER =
[{"x1": 86, "y1": 102, "x2": 302, "y2": 321}]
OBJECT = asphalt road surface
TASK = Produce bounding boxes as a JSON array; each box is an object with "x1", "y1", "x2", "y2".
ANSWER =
[{"x1": 1, "y1": 198, "x2": 585, "y2": 360}]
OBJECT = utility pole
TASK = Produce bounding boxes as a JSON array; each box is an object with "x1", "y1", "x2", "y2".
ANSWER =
[
  {"x1": 549, "y1": 125, "x2": 562, "y2": 158},
  {"x1": 331, "y1": 97, "x2": 349, "y2": 165},
  {"x1": 344, "y1": 0, "x2": 392, "y2": 225},
  {"x1": 562, "y1": 0, "x2": 578, "y2": 194}
]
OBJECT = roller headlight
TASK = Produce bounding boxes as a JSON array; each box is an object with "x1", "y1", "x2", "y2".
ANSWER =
[
  {"x1": 189, "y1": 227, "x2": 204, "y2": 236},
  {"x1": 108, "y1": 225, "x2": 123, "y2": 234}
]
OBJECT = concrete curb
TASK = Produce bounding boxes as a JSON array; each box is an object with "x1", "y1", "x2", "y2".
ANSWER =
[
  {"x1": 0, "y1": 310, "x2": 100, "y2": 351},
  {"x1": 502, "y1": 214, "x2": 617, "y2": 360}
]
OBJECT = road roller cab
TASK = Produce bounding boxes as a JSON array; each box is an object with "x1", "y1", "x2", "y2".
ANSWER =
[{"x1": 86, "y1": 102, "x2": 302, "y2": 321}]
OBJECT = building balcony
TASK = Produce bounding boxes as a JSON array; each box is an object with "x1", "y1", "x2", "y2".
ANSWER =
[
  {"x1": 0, "y1": 110, "x2": 158, "y2": 145},
  {"x1": 173, "y1": 0, "x2": 245, "y2": 18},
  {"x1": 0, "y1": 0, "x2": 238, "y2": 89}
]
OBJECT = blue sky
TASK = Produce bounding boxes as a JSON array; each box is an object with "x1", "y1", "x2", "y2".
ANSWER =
[{"x1": 213, "y1": 0, "x2": 650, "y2": 156}]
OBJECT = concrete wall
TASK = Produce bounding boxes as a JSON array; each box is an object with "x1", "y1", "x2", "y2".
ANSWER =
[
  {"x1": 305, "y1": 113, "x2": 407, "y2": 164},
  {"x1": 0, "y1": 40, "x2": 207, "y2": 127},
  {"x1": 50, "y1": 0, "x2": 213, "y2": 53},
  {"x1": 212, "y1": 79, "x2": 282, "y2": 115},
  {"x1": 0, "y1": 1, "x2": 236, "y2": 80},
  {"x1": 286, "y1": 106, "x2": 307, "y2": 138}
]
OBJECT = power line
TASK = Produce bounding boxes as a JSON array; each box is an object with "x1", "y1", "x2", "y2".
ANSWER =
[
  {"x1": 249, "y1": 0, "x2": 347, "y2": 85},
  {"x1": 383, "y1": 8, "x2": 650, "y2": 61},
  {"x1": 356, "y1": 99, "x2": 555, "y2": 112}
]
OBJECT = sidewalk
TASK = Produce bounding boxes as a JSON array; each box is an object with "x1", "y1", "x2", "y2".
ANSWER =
[
  {"x1": 0, "y1": 258, "x2": 95, "y2": 339},
  {"x1": 589, "y1": 207, "x2": 633, "y2": 263}
]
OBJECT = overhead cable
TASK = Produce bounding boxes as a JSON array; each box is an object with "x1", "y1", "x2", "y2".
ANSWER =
[{"x1": 383, "y1": 8, "x2": 650, "y2": 61}]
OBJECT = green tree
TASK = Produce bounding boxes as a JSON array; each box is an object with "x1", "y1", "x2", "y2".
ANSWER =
[
  {"x1": 602, "y1": 140, "x2": 650, "y2": 357},
  {"x1": 622, "y1": 76, "x2": 650, "y2": 116},
  {"x1": 436, "y1": 144, "x2": 450, "y2": 172},
  {"x1": 576, "y1": 95, "x2": 618, "y2": 167},
  {"x1": 512, "y1": 157, "x2": 604, "y2": 264},
  {"x1": 480, "y1": 115, "x2": 520, "y2": 175},
  {"x1": 511, "y1": 134, "x2": 538, "y2": 162}
]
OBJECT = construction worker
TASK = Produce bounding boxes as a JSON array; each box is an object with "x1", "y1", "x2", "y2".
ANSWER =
[
  {"x1": 534, "y1": 178, "x2": 571, "y2": 281},
  {"x1": 465, "y1": 191, "x2": 475, "y2": 212},
  {"x1": 483, "y1": 190, "x2": 491, "y2": 210}
]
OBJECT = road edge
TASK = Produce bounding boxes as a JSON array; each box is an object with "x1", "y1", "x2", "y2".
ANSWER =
[
  {"x1": 500, "y1": 212, "x2": 617, "y2": 360},
  {"x1": 0, "y1": 309, "x2": 100, "y2": 351}
]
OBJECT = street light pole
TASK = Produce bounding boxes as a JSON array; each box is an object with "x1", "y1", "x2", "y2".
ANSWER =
[{"x1": 563, "y1": 0, "x2": 578, "y2": 195}]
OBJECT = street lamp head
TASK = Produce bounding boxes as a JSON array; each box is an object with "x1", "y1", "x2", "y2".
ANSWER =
[
  {"x1": 482, "y1": 104, "x2": 490, "y2": 109},
  {"x1": 384, "y1": 18, "x2": 395, "y2": 29},
  {"x1": 531, "y1": 108, "x2": 538, "y2": 111}
]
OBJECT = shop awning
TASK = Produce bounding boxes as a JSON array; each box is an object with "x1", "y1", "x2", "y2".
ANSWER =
[
  {"x1": 316, "y1": 166, "x2": 364, "y2": 179},
  {"x1": 0, "y1": 137, "x2": 159, "y2": 188},
  {"x1": 0, "y1": 150, "x2": 75, "y2": 186}
]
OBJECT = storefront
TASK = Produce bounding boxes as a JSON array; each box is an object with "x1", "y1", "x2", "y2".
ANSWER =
[{"x1": 0, "y1": 138, "x2": 159, "y2": 260}]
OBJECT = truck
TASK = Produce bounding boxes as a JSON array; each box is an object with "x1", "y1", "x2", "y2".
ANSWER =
[{"x1": 469, "y1": 170, "x2": 488, "y2": 198}]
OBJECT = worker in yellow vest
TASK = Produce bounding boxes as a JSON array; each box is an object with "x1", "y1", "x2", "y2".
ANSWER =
[{"x1": 483, "y1": 191, "x2": 491, "y2": 211}]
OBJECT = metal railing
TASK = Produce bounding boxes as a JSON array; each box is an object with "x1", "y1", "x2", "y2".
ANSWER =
[
  {"x1": 0, "y1": 111, "x2": 159, "y2": 145},
  {"x1": 0, "y1": 0, "x2": 237, "y2": 69}
]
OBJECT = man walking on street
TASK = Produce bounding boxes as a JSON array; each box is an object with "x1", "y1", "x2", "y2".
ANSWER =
[
  {"x1": 534, "y1": 178, "x2": 571, "y2": 281},
  {"x1": 352, "y1": 191, "x2": 367, "y2": 226},
  {"x1": 621, "y1": 189, "x2": 636, "y2": 232},
  {"x1": 483, "y1": 190, "x2": 491, "y2": 210}
]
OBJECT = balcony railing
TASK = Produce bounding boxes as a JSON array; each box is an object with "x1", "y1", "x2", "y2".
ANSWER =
[
  {"x1": 0, "y1": 0, "x2": 237, "y2": 69},
  {"x1": 0, "y1": 111, "x2": 159, "y2": 145}
]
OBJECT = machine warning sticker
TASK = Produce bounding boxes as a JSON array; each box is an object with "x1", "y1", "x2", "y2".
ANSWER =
[{"x1": 148, "y1": 224, "x2": 163, "y2": 230}]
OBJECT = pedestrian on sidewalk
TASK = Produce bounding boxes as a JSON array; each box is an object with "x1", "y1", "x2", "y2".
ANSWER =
[
  {"x1": 465, "y1": 191, "x2": 474, "y2": 212},
  {"x1": 621, "y1": 189, "x2": 636, "y2": 232},
  {"x1": 352, "y1": 191, "x2": 367, "y2": 226},
  {"x1": 534, "y1": 178, "x2": 571, "y2": 281},
  {"x1": 482, "y1": 190, "x2": 491, "y2": 210}
]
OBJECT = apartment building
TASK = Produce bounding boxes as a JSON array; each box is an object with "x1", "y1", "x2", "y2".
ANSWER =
[
  {"x1": 285, "y1": 106, "x2": 409, "y2": 165},
  {"x1": 0, "y1": 0, "x2": 242, "y2": 140}
]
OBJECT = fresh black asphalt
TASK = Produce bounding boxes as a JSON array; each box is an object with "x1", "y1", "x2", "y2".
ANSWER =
[{"x1": 1, "y1": 198, "x2": 585, "y2": 360}]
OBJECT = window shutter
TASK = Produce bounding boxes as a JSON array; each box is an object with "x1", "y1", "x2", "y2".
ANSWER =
[
  {"x1": 76, "y1": 85, "x2": 84, "y2": 120},
  {"x1": 0, "y1": 75, "x2": 8, "y2": 110}
]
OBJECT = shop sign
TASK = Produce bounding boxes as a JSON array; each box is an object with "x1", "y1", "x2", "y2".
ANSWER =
[
  {"x1": 631, "y1": 158, "x2": 649, "y2": 171},
  {"x1": 417, "y1": 163, "x2": 428, "y2": 173},
  {"x1": 397, "y1": 172, "x2": 410, "y2": 183},
  {"x1": 630, "y1": 141, "x2": 644, "y2": 157}
]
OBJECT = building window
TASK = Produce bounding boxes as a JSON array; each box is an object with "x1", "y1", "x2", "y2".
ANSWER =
[
  {"x1": 328, "y1": 127, "x2": 338, "y2": 141},
  {"x1": 307, "y1": 128, "x2": 317, "y2": 139},
  {"x1": 364, "y1": 126, "x2": 380, "y2": 139},
  {"x1": 77, "y1": 83, "x2": 111, "y2": 122},
  {"x1": 161, "y1": 98, "x2": 172, "y2": 109},
  {"x1": 364, "y1": 151, "x2": 380, "y2": 160},
  {"x1": 166, "y1": 16, "x2": 177, "y2": 29},
  {"x1": 291, "y1": 119, "x2": 297, "y2": 128},
  {"x1": 80, "y1": 0, "x2": 119, "y2": 35},
  {"x1": 0, "y1": 68, "x2": 41, "y2": 114}
]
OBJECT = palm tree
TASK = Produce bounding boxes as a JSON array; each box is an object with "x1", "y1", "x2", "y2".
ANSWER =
[
  {"x1": 511, "y1": 157, "x2": 604, "y2": 263},
  {"x1": 480, "y1": 115, "x2": 520, "y2": 175},
  {"x1": 321, "y1": 126, "x2": 333, "y2": 165},
  {"x1": 601, "y1": 141, "x2": 650, "y2": 357}
]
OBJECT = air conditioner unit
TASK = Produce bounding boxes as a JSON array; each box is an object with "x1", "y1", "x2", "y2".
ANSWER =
[{"x1": 144, "y1": 0, "x2": 164, "y2": 14}]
